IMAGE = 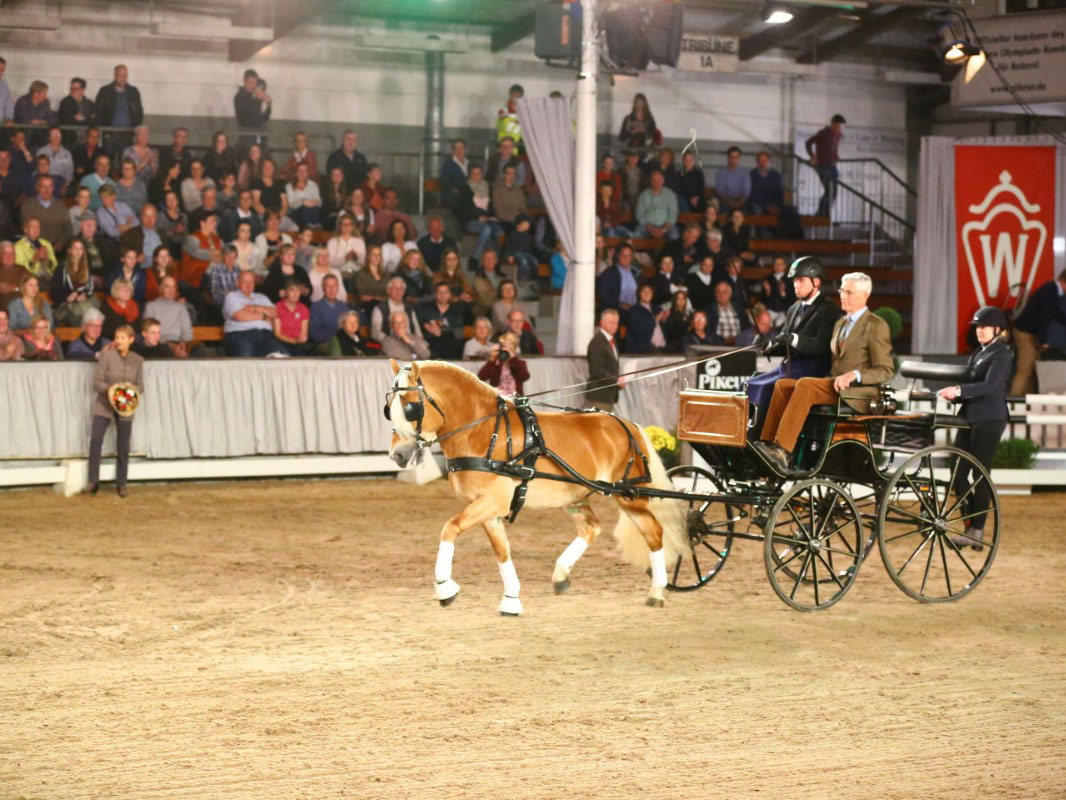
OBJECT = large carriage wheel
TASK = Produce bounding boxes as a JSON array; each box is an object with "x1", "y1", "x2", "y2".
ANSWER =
[
  {"x1": 877, "y1": 446, "x2": 1000, "y2": 603},
  {"x1": 665, "y1": 465, "x2": 735, "y2": 591},
  {"x1": 763, "y1": 479, "x2": 864, "y2": 611}
]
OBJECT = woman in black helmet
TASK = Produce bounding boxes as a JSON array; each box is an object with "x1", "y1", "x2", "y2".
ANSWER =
[{"x1": 937, "y1": 306, "x2": 1012, "y2": 551}]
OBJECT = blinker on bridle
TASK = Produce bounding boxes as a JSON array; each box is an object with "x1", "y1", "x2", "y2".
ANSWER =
[{"x1": 384, "y1": 370, "x2": 446, "y2": 445}]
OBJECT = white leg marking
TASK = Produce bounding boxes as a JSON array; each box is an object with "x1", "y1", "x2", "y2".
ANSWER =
[
  {"x1": 647, "y1": 548, "x2": 667, "y2": 605},
  {"x1": 434, "y1": 540, "x2": 460, "y2": 602},
  {"x1": 553, "y1": 536, "x2": 589, "y2": 583},
  {"x1": 498, "y1": 559, "x2": 523, "y2": 616}
]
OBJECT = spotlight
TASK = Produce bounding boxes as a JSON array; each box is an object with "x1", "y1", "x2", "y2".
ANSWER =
[
  {"x1": 762, "y1": 3, "x2": 793, "y2": 24},
  {"x1": 940, "y1": 39, "x2": 982, "y2": 64},
  {"x1": 934, "y1": 15, "x2": 981, "y2": 65}
]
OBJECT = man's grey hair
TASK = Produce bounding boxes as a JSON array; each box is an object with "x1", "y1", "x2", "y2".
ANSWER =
[
  {"x1": 599, "y1": 308, "x2": 619, "y2": 321},
  {"x1": 81, "y1": 307, "x2": 105, "y2": 327},
  {"x1": 840, "y1": 272, "x2": 873, "y2": 295},
  {"x1": 387, "y1": 276, "x2": 406, "y2": 290},
  {"x1": 338, "y1": 309, "x2": 360, "y2": 329}
]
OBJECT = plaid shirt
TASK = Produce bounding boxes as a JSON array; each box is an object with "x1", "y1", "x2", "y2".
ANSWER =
[
  {"x1": 208, "y1": 262, "x2": 241, "y2": 303},
  {"x1": 715, "y1": 303, "x2": 741, "y2": 341}
]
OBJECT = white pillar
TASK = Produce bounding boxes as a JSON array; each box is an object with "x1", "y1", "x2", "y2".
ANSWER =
[{"x1": 570, "y1": 0, "x2": 598, "y2": 355}]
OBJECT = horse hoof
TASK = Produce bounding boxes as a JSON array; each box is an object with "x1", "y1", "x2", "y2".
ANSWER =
[
  {"x1": 645, "y1": 597, "x2": 665, "y2": 608},
  {"x1": 553, "y1": 578, "x2": 571, "y2": 595},
  {"x1": 435, "y1": 578, "x2": 460, "y2": 606},
  {"x1": 439, "y1": 594, "x2": 458, "y2": 608},
  {"x1": 499, "y1": 611, "x2": 521, "y2": 617},
  {"x1": 498, "y1": 596, "x2": 523, "y2": 616}
]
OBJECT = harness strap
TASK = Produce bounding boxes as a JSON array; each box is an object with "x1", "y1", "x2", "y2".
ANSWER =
[{"x1": 506, "y1": 397, "x2": 547, "y2": 523}]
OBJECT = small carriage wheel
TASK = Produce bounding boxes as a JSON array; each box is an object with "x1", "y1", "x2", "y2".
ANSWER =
[
  {"x1": 665, "y1": 465, "x2": 735, "y2": 592},
  {"x1": 763, "y1": 479, "x2": 864, "y2": 611},
  {"x1": 876, "y1": 446, "x2": 1000, "y2": 603}
]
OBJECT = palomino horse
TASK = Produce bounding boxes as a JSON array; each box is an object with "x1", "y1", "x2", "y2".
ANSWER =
[{"x1": 386, "y1": 359, "x2": 688, "y2": 616}]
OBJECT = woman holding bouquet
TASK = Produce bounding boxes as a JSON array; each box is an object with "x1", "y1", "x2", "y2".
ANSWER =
[{"x1": 86, "y1": 324, "x2": 144, "y2": 498}]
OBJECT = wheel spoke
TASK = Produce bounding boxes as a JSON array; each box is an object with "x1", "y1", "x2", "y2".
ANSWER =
[
  {"x1": 821, "y1": 545, "x2": 862, "y2": 557},
  {"x1": 942, "y1": 473, "x2": 986, "y2": 519},
  {"x1": 884, "y1": 524, "x2": 934, "y2": 544},
  {"x1": 824, "y1": 524, "x2": 858, "y2": 556},
  {"x1": 811, "y1": 553, "x2": 821, "y2": 606},
  {"x1": 886, "y1": 503, "x2": 927, "y2": 523},
  {"x1": 786, "y1": 504, "x2": 810, "y2": 538},
  {"x1": 790, "y1": 552, "x2": 813, "y2": 600},
  {"x1": 946, "y1": 508, "x2": 993, "y2": 525},
  {"x1": 898, "y1": 533, "x2": 933, "y2": 575},
  {"x1": 946, "y1": 455, "x2": 963, "y2": 510},
  {"x1": 950, "y1": 530, "x2": 988, "y2": 548},
  {"x1": 903, "y1": 474, "x2": 939, "y2": 520},
  {"x1": 671, "y1": 554, "x2": 683, "y2": 585},
  {"x1": 919, "y1": 536, "x2": 936, "y2": 596},
  {"x1": 814, "y1": 550, "x2": 847, "y2": 590},
  {"x1": 773, "y1": 546, "x2": 804, "y2": 573},
  {"x1": 938, "y1": 535, "x2": 953, "y2": 597},
  {"x1": 819, "y1": 513, "x2": 857, "y2": 542},
  {"x1": 943, "y1": 535, "x2": 980, "y2": 579},
  {"x1": 691, "y1": 550, "x2": 703, "y2": 580}
]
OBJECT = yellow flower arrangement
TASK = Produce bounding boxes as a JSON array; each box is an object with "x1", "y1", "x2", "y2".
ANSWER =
[{"x1": 645, "y1": 425, "x2": 678, "y2": 455}]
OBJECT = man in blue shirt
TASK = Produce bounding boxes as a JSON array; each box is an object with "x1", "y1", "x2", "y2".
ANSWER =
[
  {"x1": 309, "y1": 274, "x2": 350, "y2": 352},
  {"x1": 748, "y1": 151, "x2": 784, "y2": 214},
  {"x1": 222, "y1": 269, "x2": 286, "y2": 357},
  {"x1": 596, "y1": 243, "x2": 641, "y2": 314},
  {"x1": 714, "y1": 146, "x2": 751, "y2": 212},
  {"x1": 94, "y1": 65, "x2": 143, "y2": 159}
]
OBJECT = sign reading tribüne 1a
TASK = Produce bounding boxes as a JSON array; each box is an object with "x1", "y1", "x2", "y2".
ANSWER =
[{"x1": 678, "y1": 34, "x2": 740, "y2": 73}]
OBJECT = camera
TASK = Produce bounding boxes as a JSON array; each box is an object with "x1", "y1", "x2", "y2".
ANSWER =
[{"x1": 498, "y1": 349, "x2": 511, "y2": 364}]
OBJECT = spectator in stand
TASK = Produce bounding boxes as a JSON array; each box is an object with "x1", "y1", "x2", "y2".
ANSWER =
[
  {"x1": 748, "y1": 150, "x2": 784, "y2": 217},
  {"x1": 705, "y1": 280, "x2": 750, "y2": 346},
  {"x1": 679, "y1": 151, "x2": 706, "y2": 213},
  {"x1": 206, "y1": 244, "x2": 242, "y2": 311},
  {"x1": 216, "y1": 172, "x2": 238, "y2": 216},
  {"x1": 145, "y1": 274, "x2": 194, "y2": 356},
  {"x1": 223, "y1": 188, "x2": 264, "y2": 242},
  {"x1": 353, "y1": 245, "x2": 388, "y2": 318},
  {"x1": 22, "y1": 175, "x2": 69, "y2": 251},
  {"x1": 585, "y1": 309, "x2": 623, "y2": 411},
  {"x1": 320, "y1": 167, "x2": 348, "y2": 231},
  {"x1": 463, "y1": 316, "x2": 496, "y2": 359},
  {"x1": 14, "y1": 217, "x2": 57, "y2": 279},
  {"x1": 361, "y1": 163, "x2": 386, "y2": 211},
  {"x1": 114, "y1": 159, "x2": 147, "y2": 215},
  {"x1": 635, "y1": 169, "x2": 679, "y2": 241},
  {"x1": 157, "y1": 189, "x2": 187, "y2": 257},
  {"x1": 650, "y1": 253, "x2": 685, "y2": 307},
  {"x1": 479, "y1": 330, "x2": 529, "y2": 396},
  {"x1": 0, "y1": 307, "x2": 24, "y2": 361},
  {"x1": 37, "y1": 126, "x2": 73, "y2": 186},
  {"x1": 255, "y1": 209, "x2": 292, "y2": 272},
  {"x1": 101, "y1": 277, "x2": 141, "y2": 340},
  {"x1": 487, "y1": 136, "x2": 525, "y2": 187},
  {"x1": 309, "y1": 273, "x2": 349, "y2": 350},
  {"x1": 181, "y1": 159, "x2": 215, "y2": 213},
  {"x1": 699, "y1": 228, "x2": 732, "y2": 275},
  {"x1": 9, "y1": 128, "x2": 35, "y2": 175},
  {"x1": 759, "y1": 256, "x2": 796, "y2": 321},
  {"x1": 0, "y1": 151, "x2": 22, "y2": 208},
  {"x1": 328, "y1": 214, "x2": 365, "y2": 280},
  {"x1": 108, "y1": 246, "x2": 147, "y2": 305},
  {"x1": 329, "y1": 308, "x2": 373, "y2": 357},
  {"x1": 597, "y1": 179, "x2": 630, "y2": 239},
  {"x1": 684, "y1": 310, "x2": 719, "y2": 347},
  {"x1": 626, "y1": 282, "x2": 669, "y2": 354},
  {"x1": 307, "y1": 247, "x2": 345, "y2": 303},
  {"x1": 650, "y1": 147, "x2": 685, "y2": 207},
  {"x1": 620, "y1": 150, "x2": 644, "y2": 212},
  {"x1": 397, "y1": 248, "x2": 434, "y2": 302},
  {"x1": 496, "y1": 84, "x2": 524, "y2": 151},
  {"x1": 344, "y1": 186, "x2": 376, "y2": 241},
  {"x1": 0, "y1": 186, "x2": 11, "y2": 242},
  {"x1": 280, "y1": 131, "x2": 318, "y2": 183},
  {"x1": 21, "y1": 314, "x2": 62, "y2": 360},
  {"x1": 722, "y1": 209, "x2": 755, "y2": 267},
  {"x1": 382, "y1": 219, "x2": 417, "y2": 274},
  {"x1": 234, "y1": 70, "x2": 271, "y2": 148},
  {"x1": 375, "y1": 188, "x2": 416, "y2": 243},
  {"x1": 71, "y1": 126, "x2": 105, "y2": 187},
  {"x1": 96, "y1": 184, "x2": 137, "y2": 242},
  {"x1": 58, "y1": 78, "x2": 95, "y2": 146},
  {"x1": 262, "y1": 242, "x2": 311, "y2": 302},
  {"x1": 0, "y1": 56, "x2": 12, "y2": 130},
  {"x1": 293, "y1": 227, "x2": 315, "y2": 274},
  {"x1": 180, "y1": 211, "x2": 222, "y2": 289},
  {"x1": 417, "y1": 281, "x2": 466, "y2": 359},
  {"x1": 723, "y1": 256, "x2": 752, "y2": 311},
  {"x1": 472, "y1": 249, "x2": 506, "y2": 318},
  {"x1": 24, "y1": 153, "x2": 64, "y2": 198},
  {"x1": 51, "y1": 239, "x2": 95, "y2": 326},
  {"x1": 327, "y1": 130, "x2": 370, "y2": 190},
  {"x1": 491, "y1": 278, "x2": 520, "y2": 334},
  {"x1": 1010, "y1": 269, "x2": 1066, "y2": 395},
  {"x1": 68, "y1": 186, "x2": 92, "y2": 236},
  {"x1": 492, "y1": 164, "x2": 527, "y2": 232},
  {"x1": 736, "y1": 305, "x2": 773, "y2": 348},
  {"x1": 149, "y1": 160, "x2": 182, "y2": 210},
  {"x1": 73, "y1": 213, "x2": 115, "y2": 287},
  {"x1": 222, "y1": 270, "x2": 283, "y2": 357},
  {"x1": 686, "y1": 255, "x2": 720, "y2": 312},
  {"x1": 806, "y1": 114, "x2": 846, "y2": 217},
  {"x1": 371, "y1": 275, "x2": 421, "y2": 344},
  {"x1": 7, "y1": 272, "x2": 52, "y2": 332},
  {"x1": 661, "y1": 223, "x2": 703, "y2": 277},
  {"x1": 230, "y1": 220, "x2": 263, "y2": 277},
  {"x1": 273, "y1": 278, "x2": 310, "y2": 355},
  {"x1": 440, "y1": 139, "x2": 469, "y2": 210},
  {"x1": 159, "y1": 127, "x2": 192, "y2": 181},
  {"x1": 285, "y1": 162, "x2": 321, "y2": 228},
  {"x1": 417, "y1": 216, "x2": 458, "y2": 273},
  {"x1": 95, "y1": 65, "x2": 143, "y2": 156},
  {"x1": 14, "y1": 80, "x2": 56, "y2": 147},
  {"x1": 596, "y1": 242, "x2": 640, "y2": 315},
  {"x1": 197, "y1": 185, "x2": 223, "y2": 231},
  {"x1": 0, "y1": 240, "x2": 23, "y2": 310},
  {"x1": 202, "y1": 131, "x2": 237, "y2": 184},
  {"x1": 619, "y1": 93, "x2": 656, "y2": 149},
  {"x1": 597, "y1": 154, "x2": 623, "y2": 198},
  {"x1": 382, "y1": 308, "x2": 430, "y2": 360},
  {"x1": 237, "y1": 142, "x2": 264, "y2": 190},
  {"x1": 501, "y1": 213, "x2": 538, "y2": 285},
  {"x1": 135, "y1": 317, "x2": 173, "y2": 359},
  {"x1": 66, "y1": 307, "x2": 111, "y2": 361},
  {"x1": 457, "y1": 164, "x2": 503, "y2": 265},
  {"x1": 121, "y1": 125, "x2": 157, "y2": 183},
  {"x1": 79, "y1": 154, "x2": 115, "y2": 210},
  {"x1": 661, "y1": 289, "x2": 692, "y2": 352},
  {"x1": 715, "y1": 147, "x2": 750, "y2": 213},
  {"x1": 143, "y1": 245, "x2": 175, "y2": 302},
  {"x1": 433, "y1": 248, "x2": 474, "y2": 305}
]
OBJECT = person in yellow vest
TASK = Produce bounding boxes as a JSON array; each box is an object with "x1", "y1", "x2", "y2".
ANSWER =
[{"x1": 496, "y1": 84, "x2": 524, "y2": 153}]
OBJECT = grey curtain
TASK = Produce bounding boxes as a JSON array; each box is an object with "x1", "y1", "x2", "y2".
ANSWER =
[
  {"x1": 516, "y1": 96, "x2": 577, "y2": 354},
  {"x1": 912, "y1": 136, "x2": 957, "y2": 354}
]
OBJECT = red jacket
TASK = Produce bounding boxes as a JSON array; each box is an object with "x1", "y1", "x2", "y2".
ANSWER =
[{"x1": 478, "y1": 356, "x2": 530, "y2": 396}]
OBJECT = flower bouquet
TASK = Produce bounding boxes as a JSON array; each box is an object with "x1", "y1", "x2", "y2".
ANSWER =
[
  {"x1": 645, "y1": 425, "x2": 679, "y2": 469},
  {"x1": 108, "y1": 382, "x2": 140, "y2": 418}
]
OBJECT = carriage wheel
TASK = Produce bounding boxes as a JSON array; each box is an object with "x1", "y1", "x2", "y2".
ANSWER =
[
  {"x1": 665, "y1": 465, "x2": 735, "y2": 592},
  {"x1": 877, "y1": 446, "x2": 1000, "y2": 603},
  {"x1": 763, "y1": 479, "x2": 864, "y2": 611}
]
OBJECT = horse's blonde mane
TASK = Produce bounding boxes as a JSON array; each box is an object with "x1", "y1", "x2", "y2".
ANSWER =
[{"x1": 417, "y1": 360, "x2": 502, "y2": 404}]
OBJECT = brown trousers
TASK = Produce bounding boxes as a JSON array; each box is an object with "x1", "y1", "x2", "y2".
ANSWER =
[
  {"x1": 760, "y1": 377, "x2": 838, "y2": 453},
  {"x1": 1010, "y1": 330, "x2": 1039, "y2": 397}
]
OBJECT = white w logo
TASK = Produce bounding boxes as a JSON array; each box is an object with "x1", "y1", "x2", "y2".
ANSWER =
[{"x1": 977, "y1": 232, "x2": 1029, "y2": 299}]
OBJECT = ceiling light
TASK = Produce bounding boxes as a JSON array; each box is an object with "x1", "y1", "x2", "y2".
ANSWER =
[
  {"x1": 762, "y1": 3, "x2": 793, "y2": 24},
  {"x1": 934, "y1": 15, "x2": 981, "y2": 65}
]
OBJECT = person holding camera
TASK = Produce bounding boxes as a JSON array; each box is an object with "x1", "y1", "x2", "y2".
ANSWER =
[{"x1": 478, "y1": 331, "x2": 529, "y2": 398}]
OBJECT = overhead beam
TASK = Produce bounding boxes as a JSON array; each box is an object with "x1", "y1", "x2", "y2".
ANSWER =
[
  {"x1": 739, "y1": 8, "x2": 838, "y2": 61},
  {"x1": 491, "y1": 10, "x2": 536, "y2": 53},
  {"x1": 228, "y1": 0, "x2": 339, "y2": 63},
  {"x1": 797, "y1": 8, "x2": 925, "y2": 65}
]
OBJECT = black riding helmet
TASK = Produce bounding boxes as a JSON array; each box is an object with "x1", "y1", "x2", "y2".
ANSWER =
[
  {"x1": 787, "y1": 256, "x2": 825, "y2": 281},
  {"x1": 971, "y1": 306, "x2": 1008, "y2": 330}
]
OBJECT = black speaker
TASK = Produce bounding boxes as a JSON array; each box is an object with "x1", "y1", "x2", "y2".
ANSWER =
[
  {"x1": 604, "y1": 7, "x2": 650, "y2": 70},
  {"x1": 535, "y1": 4, "x2": 580, "y2": 60},
  {"x1": 647, "y1": 3, "x2": 684, "y2": 67}
]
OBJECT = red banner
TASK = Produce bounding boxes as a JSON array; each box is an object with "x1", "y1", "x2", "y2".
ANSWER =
[{"x1": 954, "y1": 145, "x2": 1057, "y2": 352}]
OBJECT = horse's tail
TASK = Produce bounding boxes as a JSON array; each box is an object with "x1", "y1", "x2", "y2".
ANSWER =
[{"x1": 612, "y1": 426, "x2": 690, "y2": 570}]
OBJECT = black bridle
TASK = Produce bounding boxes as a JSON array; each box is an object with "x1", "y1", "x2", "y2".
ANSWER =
[{"x1": 384, "y1": 369, "x2": 447, "y2": 447}]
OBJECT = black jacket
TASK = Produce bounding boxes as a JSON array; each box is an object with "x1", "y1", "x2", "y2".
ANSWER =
[
  {"x1": 326, "y1": 148, "x2": 369, "y2": 191},
  {"x1": 955, "y1": 339, "x2": 1012, "y2": 422},
  {"x1": 455, "y1": 184, "x2": 494, "y2": 228},
  {"x1": 58, "y1": 96, "x2": 96, "y2": 145},
  {"x1": 234, "y1": 88, "x2": 270, "y2": 130},
  {"x1": 1014, "y1": 280, "x2": 1066, "y2": 343},
  {"x1": 767, "y1": 292, "x2": 844, "y2": 366},
  {"x1": 94, "y1": 82, "x2": 144, "y2": 127},
  {"x1": 586, "y1": 330, "x2": 621, "y2": 404}
]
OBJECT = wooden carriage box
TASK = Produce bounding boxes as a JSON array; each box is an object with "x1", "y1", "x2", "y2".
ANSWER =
[{"x1": 677, "y1": 390, "x2": 748, "y2": 448}]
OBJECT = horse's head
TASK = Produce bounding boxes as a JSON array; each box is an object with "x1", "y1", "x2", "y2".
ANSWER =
[{"x1": 385, "y1": 360, "x2": 446, "y2": 462}]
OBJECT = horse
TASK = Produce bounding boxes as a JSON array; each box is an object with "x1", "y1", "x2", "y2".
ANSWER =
[{"x1": 385, "y1": 359, "x2": 688, "y2": 616}]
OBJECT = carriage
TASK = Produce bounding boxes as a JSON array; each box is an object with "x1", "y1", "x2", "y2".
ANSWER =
[{"x1": 661, "y1": 360, "x2": 1001, "y2": 611}]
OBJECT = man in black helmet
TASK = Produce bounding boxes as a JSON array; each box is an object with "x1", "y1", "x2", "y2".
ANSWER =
[
  {"x1": 938, "y1": 306, "x2": 1012, "y2": 551},
  {"x1": 746, "y1": 256, "x2": 844, "y2": 430}
]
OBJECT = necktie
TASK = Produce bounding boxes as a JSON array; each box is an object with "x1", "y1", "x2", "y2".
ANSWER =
[{"x1": 838, "y1": 319, "x2": 850, "y2": 349}]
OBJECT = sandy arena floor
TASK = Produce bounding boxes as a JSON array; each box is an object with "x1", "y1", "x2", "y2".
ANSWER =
[{"x1": 1, "y1": 478, "x2": 1064, "y2": 799}]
